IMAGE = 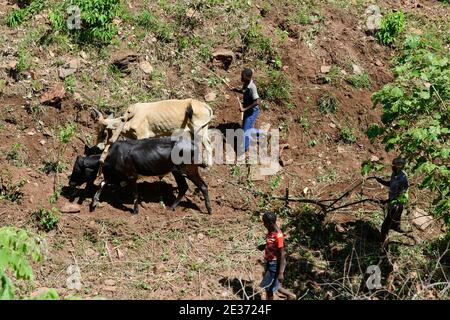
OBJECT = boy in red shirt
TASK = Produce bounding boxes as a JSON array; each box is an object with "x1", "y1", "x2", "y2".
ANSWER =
[{"x1": 260, "y1": 211, "x2": 296, "y2": 300}]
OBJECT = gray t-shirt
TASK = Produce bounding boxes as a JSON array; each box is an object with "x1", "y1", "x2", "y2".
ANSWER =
[{"x1": 243, "y1": 80, "x2": 260, "y2": 108}]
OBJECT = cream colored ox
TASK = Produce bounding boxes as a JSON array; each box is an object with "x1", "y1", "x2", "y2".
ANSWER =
[{"x1": 93, "y1": 99, "x2": 213, "y2": 167}]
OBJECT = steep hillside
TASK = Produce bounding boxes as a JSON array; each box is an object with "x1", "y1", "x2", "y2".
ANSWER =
[{"x1": 0, "y1": 0, "x2": 448, "y2": 300}]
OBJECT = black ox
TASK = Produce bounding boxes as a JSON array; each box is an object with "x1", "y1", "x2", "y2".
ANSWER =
[{"x1": 69, "y1": 137, "x2": 212, "y2": 215}]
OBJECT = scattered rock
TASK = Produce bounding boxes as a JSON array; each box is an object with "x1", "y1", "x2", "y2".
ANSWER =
[
  {"x1": 280, "y1": 158, "x2": 293, "y2": 167},
  {"x1": 104, "y1": 279, "x2": 116, "y2": 286},
  {"x1": 153, "y1": 263, "x2": 166, "y2": 274},
  {"x1": 374, "y1": 59, "x2": 383, "y2": 66},
  {"x1": 411, "y1": 208, "x2": 434, "y2": 230},
  {"x1": 58, "y1": 67, "x2": 76, "y2": 79},
  {"x1": 197, "y1": 233, "x2": 205, "y2": 240},
  {"x1": 73, "y1": 92, "x2": 83, "y2": 103},
  {"x1": 329, "y1": 123, "x2": 336, "y2": 128},
  {"x1": 86, "y1": 248, "x2": 98, "y2": 258},
  {"x1": 302, "y1": 187, "x2": 309, "y2": 196},
  {"x1": 204, "y1": 91, "x2": 217, "y2": 102},
  {"x1": 139, "y1": 60, "x2": 153, "y2": 74},
  {"x1": 112, "y1": 51, "x2": 138, "y2": 73},
  {"x1": 352, "y1": 64, "x2": 363, "y2": 75},
  {"x1": 337, "y1": 146, "x2": 345, "y2": 154},
  {"x1": 69, "y1": 58, "x2": 79, "y2": 70},
  {"x1": 116, "y1": 248, "x2": 125, "y2": 259},
  {"x1": 320, "y1": 65, "x2": 331, "y2": 73},
  {"x1": 335, "y1": 224, "x2": 346, "y2": 233},
  {"x1": 39, "y1": 83, "x2": 66, "y2": 106},
  {"x1": 7, "y1": 60, "x2": 18, "y2": 70},
  {"x1": 61, "y1": 203, "x2": 81, "y2": 213},
  {"x1": 80, "y1": 51, "x2": 88, "y2": 60},
  {"x1": 370, "y1": 155, "x2": 379, "y2": 162},
  {"x1": 212, "y1": 48, "x2": 234, "y2": 70},
  {"x1": 103, "y1": 286, "x2": 116, "y2": 292}
]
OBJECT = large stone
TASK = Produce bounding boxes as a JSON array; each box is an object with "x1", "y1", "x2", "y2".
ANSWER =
[
  {"x1": 58, "y1": 67, "x2": 76, "y2": 79},
  {"x1": 40, "y1": 83, "x2": 66, "y2": 105},
  {"x1": 320, "y1": 65, "x2": 332, "y2": 73},
  {"x1": 204, "y1": 91, "x2": 217, "y2": 102},
  {"x1": 212, "y1": 49, "x2": 234, "y2": 70},
  {"x1": 139, "y1": 60, "x2": 153, "y2": 74},
  {"x1": 411, "y1": 208, "x2": 434, "y2": 230},
  {"x1": 352, "y1": 64, "x2": 363, "y2": 75},
  {"x1": 61, "y1": 203, "x2": 81, "y2": 213},
  {"x1": 112, "y1": 51, "x2": 138, "y2": 73},
  {"x1": 104, "y1": 279, "x2": 116, "y2": 286}
]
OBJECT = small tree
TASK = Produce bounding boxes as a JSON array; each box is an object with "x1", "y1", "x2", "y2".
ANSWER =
[
  {"x1": 0, "y1": 227, "x2": 58, "y2": 299},
  {"x1": 369, "y1": 33, "x2": 449, "y2": 225}
]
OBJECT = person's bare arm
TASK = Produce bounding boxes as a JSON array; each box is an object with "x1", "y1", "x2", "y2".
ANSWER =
[
  {"x1": 240, "y1": 98, "x2": 261, "y2": 112},
  {"x1": 277, "y1": 248, "x2": 287, "y2": 281},
  {"x1": 376, "y1": 177, "x2": 390, "y2": 187}
]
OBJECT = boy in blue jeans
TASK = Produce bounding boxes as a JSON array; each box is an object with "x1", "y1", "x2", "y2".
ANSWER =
[
  {"x1": 260, "y1": 211, "x2": 296, "y2": 300},
  {"x1": 239, "y1": 68, "x2": 262, "y2": 152}
]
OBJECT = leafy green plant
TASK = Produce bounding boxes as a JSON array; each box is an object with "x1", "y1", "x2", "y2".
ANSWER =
[
  {"x1": 243, "y1": 20, "x2": 276, "y2": 61},
  {"x1": 6, "y1": 143, "x2": 27, "y2": 167},
  {"x1": 64, "y1": 75, "x2": 76, "y2": 94},
  {"x1": 48, "y1": 0, "x2": 122, "y2": 45},
  {"x1": 0, "y1": 176, "x2": 25, "y2": 204},
  {"x1": 361, "y1": 160, "x2": 385, "y2": 176},
  {"x1": 346, "y1": 71, "x2": 370, "y2": 89},
  {"x1": 323, "y1": 65, "x2": 342, "y2": 84},
  {"x1": 0, "y1": 226, "x2": 60, "y2": 299},
  {"x1": 6, "y1": 0, "x2": 44, "y2": 28},
  {"x1": 0, "y1": 226, "x2": 41, "y2": 299},
  {"x1": 317, "y1": 93, "x2": 339, "y2": 114},
  {"x1": 376, "y1": 11, "x2": 406, "y2": 45},
  {"x1": 134, "y1": 10, "x2": 175, "y2": 42},
  {"x1": 32, "y1": 208, "x2": 60, "y2": 232},
  {"x1": 340, "y1": 126, "x2": 356, "y2": 144},
  {"x1": 259, "y1": 69, "x2": 291, "y2": 104},
  {"x1": 371, "y1": 33, "x2": 449, "y2": 224}
]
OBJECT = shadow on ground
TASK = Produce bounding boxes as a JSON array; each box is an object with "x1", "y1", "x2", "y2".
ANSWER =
[
  {"x1": 61, "y1": 180, "x2": 205, "y2": 214},
  {"x1": 219, "y1": 277, "x2": 262, "y2": 300}
]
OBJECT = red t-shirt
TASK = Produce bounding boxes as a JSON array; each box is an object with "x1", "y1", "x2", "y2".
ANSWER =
[{"x1": 264, "y1": 230, "x2": 284, "y2": 261}]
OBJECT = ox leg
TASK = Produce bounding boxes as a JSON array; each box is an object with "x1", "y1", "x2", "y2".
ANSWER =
[
  {"x1": 169, "y1": 171, "x2": 189, "y2": 212},
  {"x1": 132, "y1": 180, "x2": 140, "y2": 215},
  {"x1": 91, "y1": 180, "x2": 106, "y2": 212},
  {"x1": 184, "y1": 165, "x2": 212, "y2": 214}
]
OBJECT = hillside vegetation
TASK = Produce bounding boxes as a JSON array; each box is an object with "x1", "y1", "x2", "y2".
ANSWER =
[{"x1": 0, "y1": 0, "x2": 448, "y2": 300}]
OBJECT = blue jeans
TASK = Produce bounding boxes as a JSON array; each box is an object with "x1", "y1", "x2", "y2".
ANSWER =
[{"x1": 242, "y1": 106, "x2": 261, "y2": 152}]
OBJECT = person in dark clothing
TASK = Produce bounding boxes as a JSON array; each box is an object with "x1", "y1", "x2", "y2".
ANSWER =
[{"x1": 375, "y1": 157, "x2": 409, "y2": 248}]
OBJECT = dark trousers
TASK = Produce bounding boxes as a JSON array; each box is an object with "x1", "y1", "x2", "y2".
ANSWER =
[{"x1": 380, "y1": 203, "x2": 404, "y2": 244}]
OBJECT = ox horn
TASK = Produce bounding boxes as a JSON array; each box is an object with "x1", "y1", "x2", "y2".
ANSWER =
[{"x1": 92, "y1": 107, "x2": 104, "y2": 120}]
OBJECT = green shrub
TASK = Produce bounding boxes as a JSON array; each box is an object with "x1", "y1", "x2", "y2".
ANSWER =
[
  {"x1": 6, "y1": 143, "x2": 27, "y2": 167},
  {"x1": 346, "y1": 72, "x2": 370, "y2": 89},
  {"x1": 340, "y1": 126, "x2": 356, "y2": 144},
  {"x1": 32, "y1": 208, "x2": 60, "y2": 232},
  {"x1": 317, "y1": 93, "x2": 339, "y2": 114},
  {"x1": 48, "y1": 0, "x2": 122, "y2": 45},
  {"x1": 259, "y1": 69, "x2": 291, "y2": 104},
  {"x1": 0, "y1": 226, "x2": 60, "y2": 299},
  {"x1": 243, "y1": 20, "x2": 276, "y2": 61},
  {"x1": 134, "y1": 10, "x2": 174, "y2": 42},
  {"x1": 0, "y1": 176, "x2": 25, "y2": 204},
  {"x1": 376, "y1": 11, "x2": 406, "y2": 45},
  {"x1": 6, "y1": 0, "x2": 44, "y2": 28},
  {"x1": 370, "y1": 33, "x2": 450, "y2": 223}
]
